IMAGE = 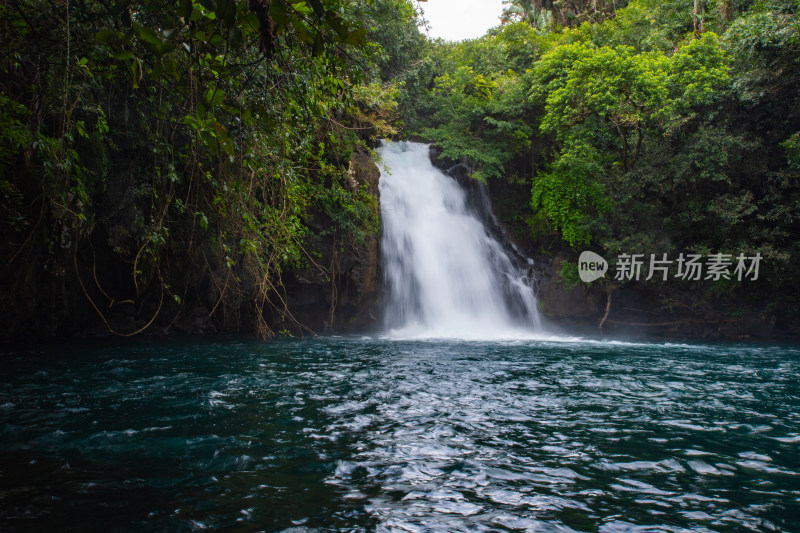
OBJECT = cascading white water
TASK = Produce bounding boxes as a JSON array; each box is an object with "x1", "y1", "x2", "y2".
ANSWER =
[{"x1": 379, "y1": 141, "x2": 544, "y2": 339}]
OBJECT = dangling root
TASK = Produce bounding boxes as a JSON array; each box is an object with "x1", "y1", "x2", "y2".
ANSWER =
[{"x1": 74, "y1": 243, "x2": 164, "y2": 337}]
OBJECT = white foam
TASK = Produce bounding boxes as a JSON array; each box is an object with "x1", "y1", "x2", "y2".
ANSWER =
[{"x1": 378, "y1": 141, "x2": 543, "y2": 340}]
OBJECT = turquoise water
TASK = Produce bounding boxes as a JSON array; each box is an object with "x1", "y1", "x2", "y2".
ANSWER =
[{"x1": 1, "y1": 337, "x2": 799, "y2": 532}]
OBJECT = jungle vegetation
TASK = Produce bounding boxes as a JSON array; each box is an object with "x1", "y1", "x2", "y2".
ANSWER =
[
  {"x1": 1, "y1": 0, "x2": 798, "y2": 338},
  {"x1": 399, "y1": 0, "x2": 800, "y2": 330},
  {"x1": 0, "y1": 0, "x2": 419, "y2": 338}
]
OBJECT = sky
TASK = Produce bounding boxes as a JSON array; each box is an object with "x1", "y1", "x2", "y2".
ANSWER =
[{"x1": 417, "y1": 0, "x2": 506, "y2": 41}]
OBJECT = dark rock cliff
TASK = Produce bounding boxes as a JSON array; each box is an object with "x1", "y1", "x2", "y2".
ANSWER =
[
  {"x1": 1, "y1": 149, "x2": 383, "y2": 342},
  {"x1": 273, "y1": 148, "x2": 383, "y2": 336}
]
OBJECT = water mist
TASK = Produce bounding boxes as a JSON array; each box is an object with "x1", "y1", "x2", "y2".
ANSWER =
[{"x1": 378, "y1": 141, "x2": 543, "y2": 339}]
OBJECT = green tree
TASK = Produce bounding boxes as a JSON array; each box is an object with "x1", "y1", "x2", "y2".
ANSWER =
[{"x1": 0, "y1": 0, "x2": 415, "y2": 339}]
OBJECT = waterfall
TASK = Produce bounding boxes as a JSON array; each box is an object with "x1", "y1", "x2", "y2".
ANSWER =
[{"x1": 378, "y1": 141, "x2": 544, "y2": 339}]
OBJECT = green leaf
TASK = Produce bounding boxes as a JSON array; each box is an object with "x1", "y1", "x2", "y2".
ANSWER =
[
  {"x1": 327, "y1": 15, "x2": 348, "y2": 39},
  {"x1": 291, "y1": 19, "x2": 314, "y2": 45},
  {"x1": 239, "y1": 12, "x2": 260, "y2": 34},
  {"x1": 204, "y1": 87, "x2": 225, "y2": 106},
  {"x1": 130, "y1": 57, "x2": 142, "y2": 88},
  {"x1": 157, "y1": 41, "x2": 176, "y2": 57},
  {"x1": 136, "y1": 25, "x2": 162, "y2": 46},
  {"x1": 198, "y1": 212, "x2": 209, "y2": 230},
  {"x1": 95, "y1": 29, "x2": 121, "y2": 44},
  {"x1": 307, "y1": 0, "x2": 324, "y2": 17},
  {"x1": 269, "y1": 2, "x2": 290, "y2": 32},
  {"x1": 313, "y1": 34, "x2": 324, "y2": 57},
  {"x1": 113, "y1": 50, "x2": 134, "y2": 61},
  {"x1": 150, "y1": 60, "x2": 163, "y2": 80},
  {"x1": 290, "y1": 1, "x2": 312, "y2": 16},
  {"x1": 216, "y1": 0, "x2": 236, "y2": 27},
  {"x1": 220, "y1": 136, "x2": 234, "y2": 156},
  {"x1": 345, "y1": 27, "x2": 367, "y2": 46},
  {"x1": 162, "y1": 57, "x2": 178, "y2": 77}
]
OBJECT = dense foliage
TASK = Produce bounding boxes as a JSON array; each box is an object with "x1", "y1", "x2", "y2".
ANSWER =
[
  {"x1": 402, "y1": 0, "x2": 800, "y2": 329},
  {"x1": 2, "y1": 0, "x2": 798, "y2": 338},
  {"x1": 0, "y1": 0, "x2": 417, "y2": 338}
]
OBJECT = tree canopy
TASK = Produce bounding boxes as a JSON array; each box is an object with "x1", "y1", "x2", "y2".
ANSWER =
[{"x1": 399, "y1": 0, "x2": 800, "y2": 327}]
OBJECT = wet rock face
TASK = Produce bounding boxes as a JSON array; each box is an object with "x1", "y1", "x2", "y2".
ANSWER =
[
  {"x1": 536, "y1": 253, "x2": 605, "y2": 321},
  {"x1": 535, "y1": 253, "x2": 782, "y2": 340},
  {"x1": 275, "y1": 147, "x2": 383, "y2": 336},
  {"x1": 325, "y1": 147, "x2": 383, "y2": 333},
  {"x1": 348, "y1": 147, "x2": 381, "y2": 198}
]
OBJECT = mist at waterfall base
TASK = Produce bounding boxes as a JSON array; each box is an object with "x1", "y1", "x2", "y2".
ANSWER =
[{"x1": 378, "y1": 141, "x2": 544, "y2": 340}]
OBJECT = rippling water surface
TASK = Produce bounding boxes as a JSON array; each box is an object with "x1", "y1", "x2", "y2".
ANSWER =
[{"x1": 1, "y1": 337, "x2": 799, "y2": 532}]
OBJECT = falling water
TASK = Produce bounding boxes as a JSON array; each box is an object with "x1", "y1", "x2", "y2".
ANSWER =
[{"x1": 379, "y1": 141, "x2": 543, "y2": 339}]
